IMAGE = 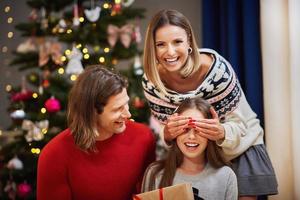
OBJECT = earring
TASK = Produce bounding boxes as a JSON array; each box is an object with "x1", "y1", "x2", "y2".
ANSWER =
[{"x1": 188, "y1": 47, "x2": 193, "y2": 54}]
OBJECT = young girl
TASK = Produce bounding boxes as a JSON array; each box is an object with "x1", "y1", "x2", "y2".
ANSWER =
[{"x1": 142, "y1": 98, "x2": 238, "y2": 200}]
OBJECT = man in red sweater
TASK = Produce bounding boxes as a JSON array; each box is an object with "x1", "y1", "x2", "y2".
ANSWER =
[{"x1": 37, "y1": 66, "x2": 156, "y2": 200}]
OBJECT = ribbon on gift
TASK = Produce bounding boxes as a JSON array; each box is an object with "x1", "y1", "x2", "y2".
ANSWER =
[
  {"x1": 22, "y1": 119, "x2": 49, "y2": 142},
  {"x1": 133, "y1": 188, "x2": 164, "y2": 200},
  {"x1": 107, "y1": 24, "x2": 133, "y2": 48},
  {"x1": 39, "y1": 41, "x2": 63, "y2": 66}
]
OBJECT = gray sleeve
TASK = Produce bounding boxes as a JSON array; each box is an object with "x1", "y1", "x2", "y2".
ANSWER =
[{"x1": 225, "y1": 169, "x2": 238, "y2": 200}]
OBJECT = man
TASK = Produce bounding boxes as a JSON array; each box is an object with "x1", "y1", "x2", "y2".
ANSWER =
[{"x1": 37, "y1": 66, "x2": 156, "y2": 200}]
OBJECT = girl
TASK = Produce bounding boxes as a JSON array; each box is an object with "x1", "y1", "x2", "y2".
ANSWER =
[{"x1": 142, "y1": 98, "x2": 238, "y2": 200}]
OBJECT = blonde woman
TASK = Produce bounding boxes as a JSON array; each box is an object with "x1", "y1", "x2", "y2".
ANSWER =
[{"x1": 142, "y1": 9, "x2": 277, "y2": 199}]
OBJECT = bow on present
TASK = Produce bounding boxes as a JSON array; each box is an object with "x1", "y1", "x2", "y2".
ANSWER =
[
  {"x1": 39, "y1": 41, "x2": 63, "y2": 66},
  {"x1": 107, "y1": 24, "x2": 133, "y2": 48},
  {"x1": 22, "y1": 120, "x2": 49, "y2": 142}
]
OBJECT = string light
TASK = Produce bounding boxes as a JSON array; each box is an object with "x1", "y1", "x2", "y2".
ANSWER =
[
  {"x1": 5, "y1": 84, "x2": 12, "y2": 92},
  {"x1": 2, "y1": 46, "x2": 8, "y2": 53},
  {"x1": 7, "y1": 17, "x2": 13, "y2": 24},
  {"x1": 112, "y1": 59, "x2": 118, "y2": 65},
  {"x1": 7, "y1": 32, "x2": 14, "y2": 38},
  {"x1": 83, "y1": 54, "x2": 90, "y2": 59},
  {"x1": 76, "y1": 44, "x2": 82, "y2": 49},
  {"x1": 41, "y1": 108, "x2": 46, "y2": 114},
  {"x1": 65, "y1": 49, "x2": 71, "y2": 55},
  {"x1": 4, "y1": 6, "x2": 11, "y2": 13},
  {"x1": 115, "y1": 0, "x2": 121, "y2": 4},
  {"x1": 67, "y1": 29, "x2": 72, "y2": 34},
  {"x1": 104, "y1": 47, "x2": 110, "y2": 53},
  {"x1": 103, "y1": 3, "x2": 109, "y2": 9},
  {"x1": 70, "y1": 75, "x2": 77, "y2": 81},
  {"x1": 32, "y1": 93, "x2": 38, "y2": 98},
  {"x1": 58, "y1": 68, "x2": 64, "y2": 74},
  {"x1": 82, "y1": 48, "x2": 88, "y2": 53},
  {"x1": 99, "y1": 57, "x2": 105, "y2": 63},
  {"x1": 61, "y1": 56, "x2": 67, "y2": 62},
  {"x1": 94, "y1": 45, "x2": 100, "y2": 52},
  {"x1": 31, "y1": 148, "x2": 41, "y2": 154},
  {"x1": 79, "y1": 17, "x2": 84, "y2": 22},
  {"x1": 41, "y1": 128, "x2": 48, "y2": 134}
]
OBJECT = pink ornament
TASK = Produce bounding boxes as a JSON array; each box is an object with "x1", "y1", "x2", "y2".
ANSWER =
[
  {"x1": 44, "y1": 97, "x2": 61, "y2": 113},
  {"x1": 17, "y1": 182, "x2": 32, "y2": 198},
  {"x1": 11, "y1": 90, "x2": 33, "y2": 102}
]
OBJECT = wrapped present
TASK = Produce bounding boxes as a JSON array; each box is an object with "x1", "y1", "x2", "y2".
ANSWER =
[{"x1": 133, "y1": 183, "x2": 194, "y2": 200}]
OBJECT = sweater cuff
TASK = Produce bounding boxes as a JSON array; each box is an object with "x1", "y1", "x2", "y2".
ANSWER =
[
  {"x1": 160, "y1": 126, "x2": 172, "y2": 149},
  {"x1": 216, "y1": 124, "x2": 236, "y2": 148}
]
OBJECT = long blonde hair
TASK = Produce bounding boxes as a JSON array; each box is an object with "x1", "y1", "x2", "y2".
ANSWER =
[{"x1": 143, "y1": 9, "x2": 200, "y2": 94}]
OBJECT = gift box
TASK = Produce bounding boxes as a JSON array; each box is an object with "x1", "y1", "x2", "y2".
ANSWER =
[{"x1": 133, "y1": 183, "x2": 194, "y2": 200}]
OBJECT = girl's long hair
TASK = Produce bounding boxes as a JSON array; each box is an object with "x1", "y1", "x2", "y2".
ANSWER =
[{"x1": 143, "y1": 98, "x2": 230, "y2": 191}]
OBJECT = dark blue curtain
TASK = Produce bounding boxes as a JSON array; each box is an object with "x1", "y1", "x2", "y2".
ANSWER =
[{"x1": 202, "y1": 0, "x2": 264, "y2": 125}]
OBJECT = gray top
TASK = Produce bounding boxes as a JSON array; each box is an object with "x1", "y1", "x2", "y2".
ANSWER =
[{"x1": 143, "y1": 163, "x2": 238, "y2": 200}]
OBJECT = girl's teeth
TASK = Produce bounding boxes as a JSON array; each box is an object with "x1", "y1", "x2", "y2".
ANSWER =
[{"x1": 185, "y1": 143, "x2": 198, "y2": 147}]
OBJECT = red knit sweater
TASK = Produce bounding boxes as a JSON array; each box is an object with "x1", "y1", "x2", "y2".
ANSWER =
[{"x1": 37, "y1": 121, "x2": 156, "y2": 200}]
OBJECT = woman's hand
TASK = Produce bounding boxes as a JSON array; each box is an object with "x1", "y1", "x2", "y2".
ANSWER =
[
  {"x1": 164, "y1": 113, "x2": 190, "y2": 142},
  {"x1": 193, "y1": 107, "x2": 225, "y2": 141}
]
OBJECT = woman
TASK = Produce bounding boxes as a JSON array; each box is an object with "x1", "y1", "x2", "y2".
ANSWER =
[
  {"x1": 142, "y1": 9, "x2": 278, "y2": 199},
  {"x1": 142, "y1": 98, "x2": 238, "y2": 200}
]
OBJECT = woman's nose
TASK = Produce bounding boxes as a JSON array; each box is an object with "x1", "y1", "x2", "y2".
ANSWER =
[{"x1": 166, "y1": 44, "x2": 176, "y2": 55}]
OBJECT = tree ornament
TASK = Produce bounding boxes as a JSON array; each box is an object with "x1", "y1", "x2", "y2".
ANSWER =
[
  {"x1": 17, "y1": 182, "x2": 32, "y2": 199},
  {"x1": 39, "y1": 41, "x2": 63, "y2": 66},
  {"x1": 28, "y1": 9, "x2": 38, "y2": 21},
  {"x1": 133, "y1": 25, "x2": 142, "y2": 43},
  {"x1": 133, "y1": 96, "x2": 145, "y2": 109},
  {"x1": 16, "y1": 38, "x2": 37, "y2": 53},
  {"x1": 4, "y1": 180, "x2": 17, "y2": 200},
  {"x1": 122, "y1": 0, "x2": 135, "y2": 7},
  {"x1": 44, "y1": 97, "x2": 61, "y2": 113},
  {"x1": 11, "y1": 91, "x2": 33, "y2": 102},
  {"x1": 84, "y1": 6, "x2": 101, "y2": 22},
  {"x1": 107, "y1": 24, "x2": 133, "y2": 48},
  {"x1": 40, "y1": 7, "x2": 48, "y2": 30},
  {"x1": 22, "y1": 120, "x2": 49, "y2": 142},
  {"x1": 7, "y1": 156, "x2": 24, "y2": 170},
  {"x1": 66, "y1": 46, "x2": 84, "y2": 74},
  {"x1": 73, "y1": 2, "x2": 80, "y2": 26},
  {"x1": 42, "y1": 79, "x2": 50, "y2": 88},
  {"x1": 133, "y1": 54, "x2": 143, "y2": 75},
  {"x1": 10, "y1": 109, "x2": 26, "y2": 119},
  {"x1": 112, "y1": 3, "x2": 122, "y2": 15},
  {"x1": 11, "y1": 77, "x2": 33, "y2": 101}
]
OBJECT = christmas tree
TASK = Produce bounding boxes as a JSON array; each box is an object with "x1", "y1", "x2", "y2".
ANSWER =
[{"x1": 0, "y1": 0, "x2": 149, "y2": 199}]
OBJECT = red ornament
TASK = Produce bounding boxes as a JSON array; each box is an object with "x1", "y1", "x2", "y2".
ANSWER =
[
  {"x1": 133, "y1": 97, "x2": 145, "y2": 109},
  {"x1": 112, "y1": 3, "x2": 122, "y2": 13},
  {"x1": 42, "y1": 79, "x2": 50, "y2": 88},
  {"x1": 11, "y1": 90, "x2": 33, "y2": 102},
  {"x1": 44, "y1": 97, "x2": 61, "y2": 113},
  {"x1": 17, "y1": 182, "x2": 32, "y2": 198}
]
